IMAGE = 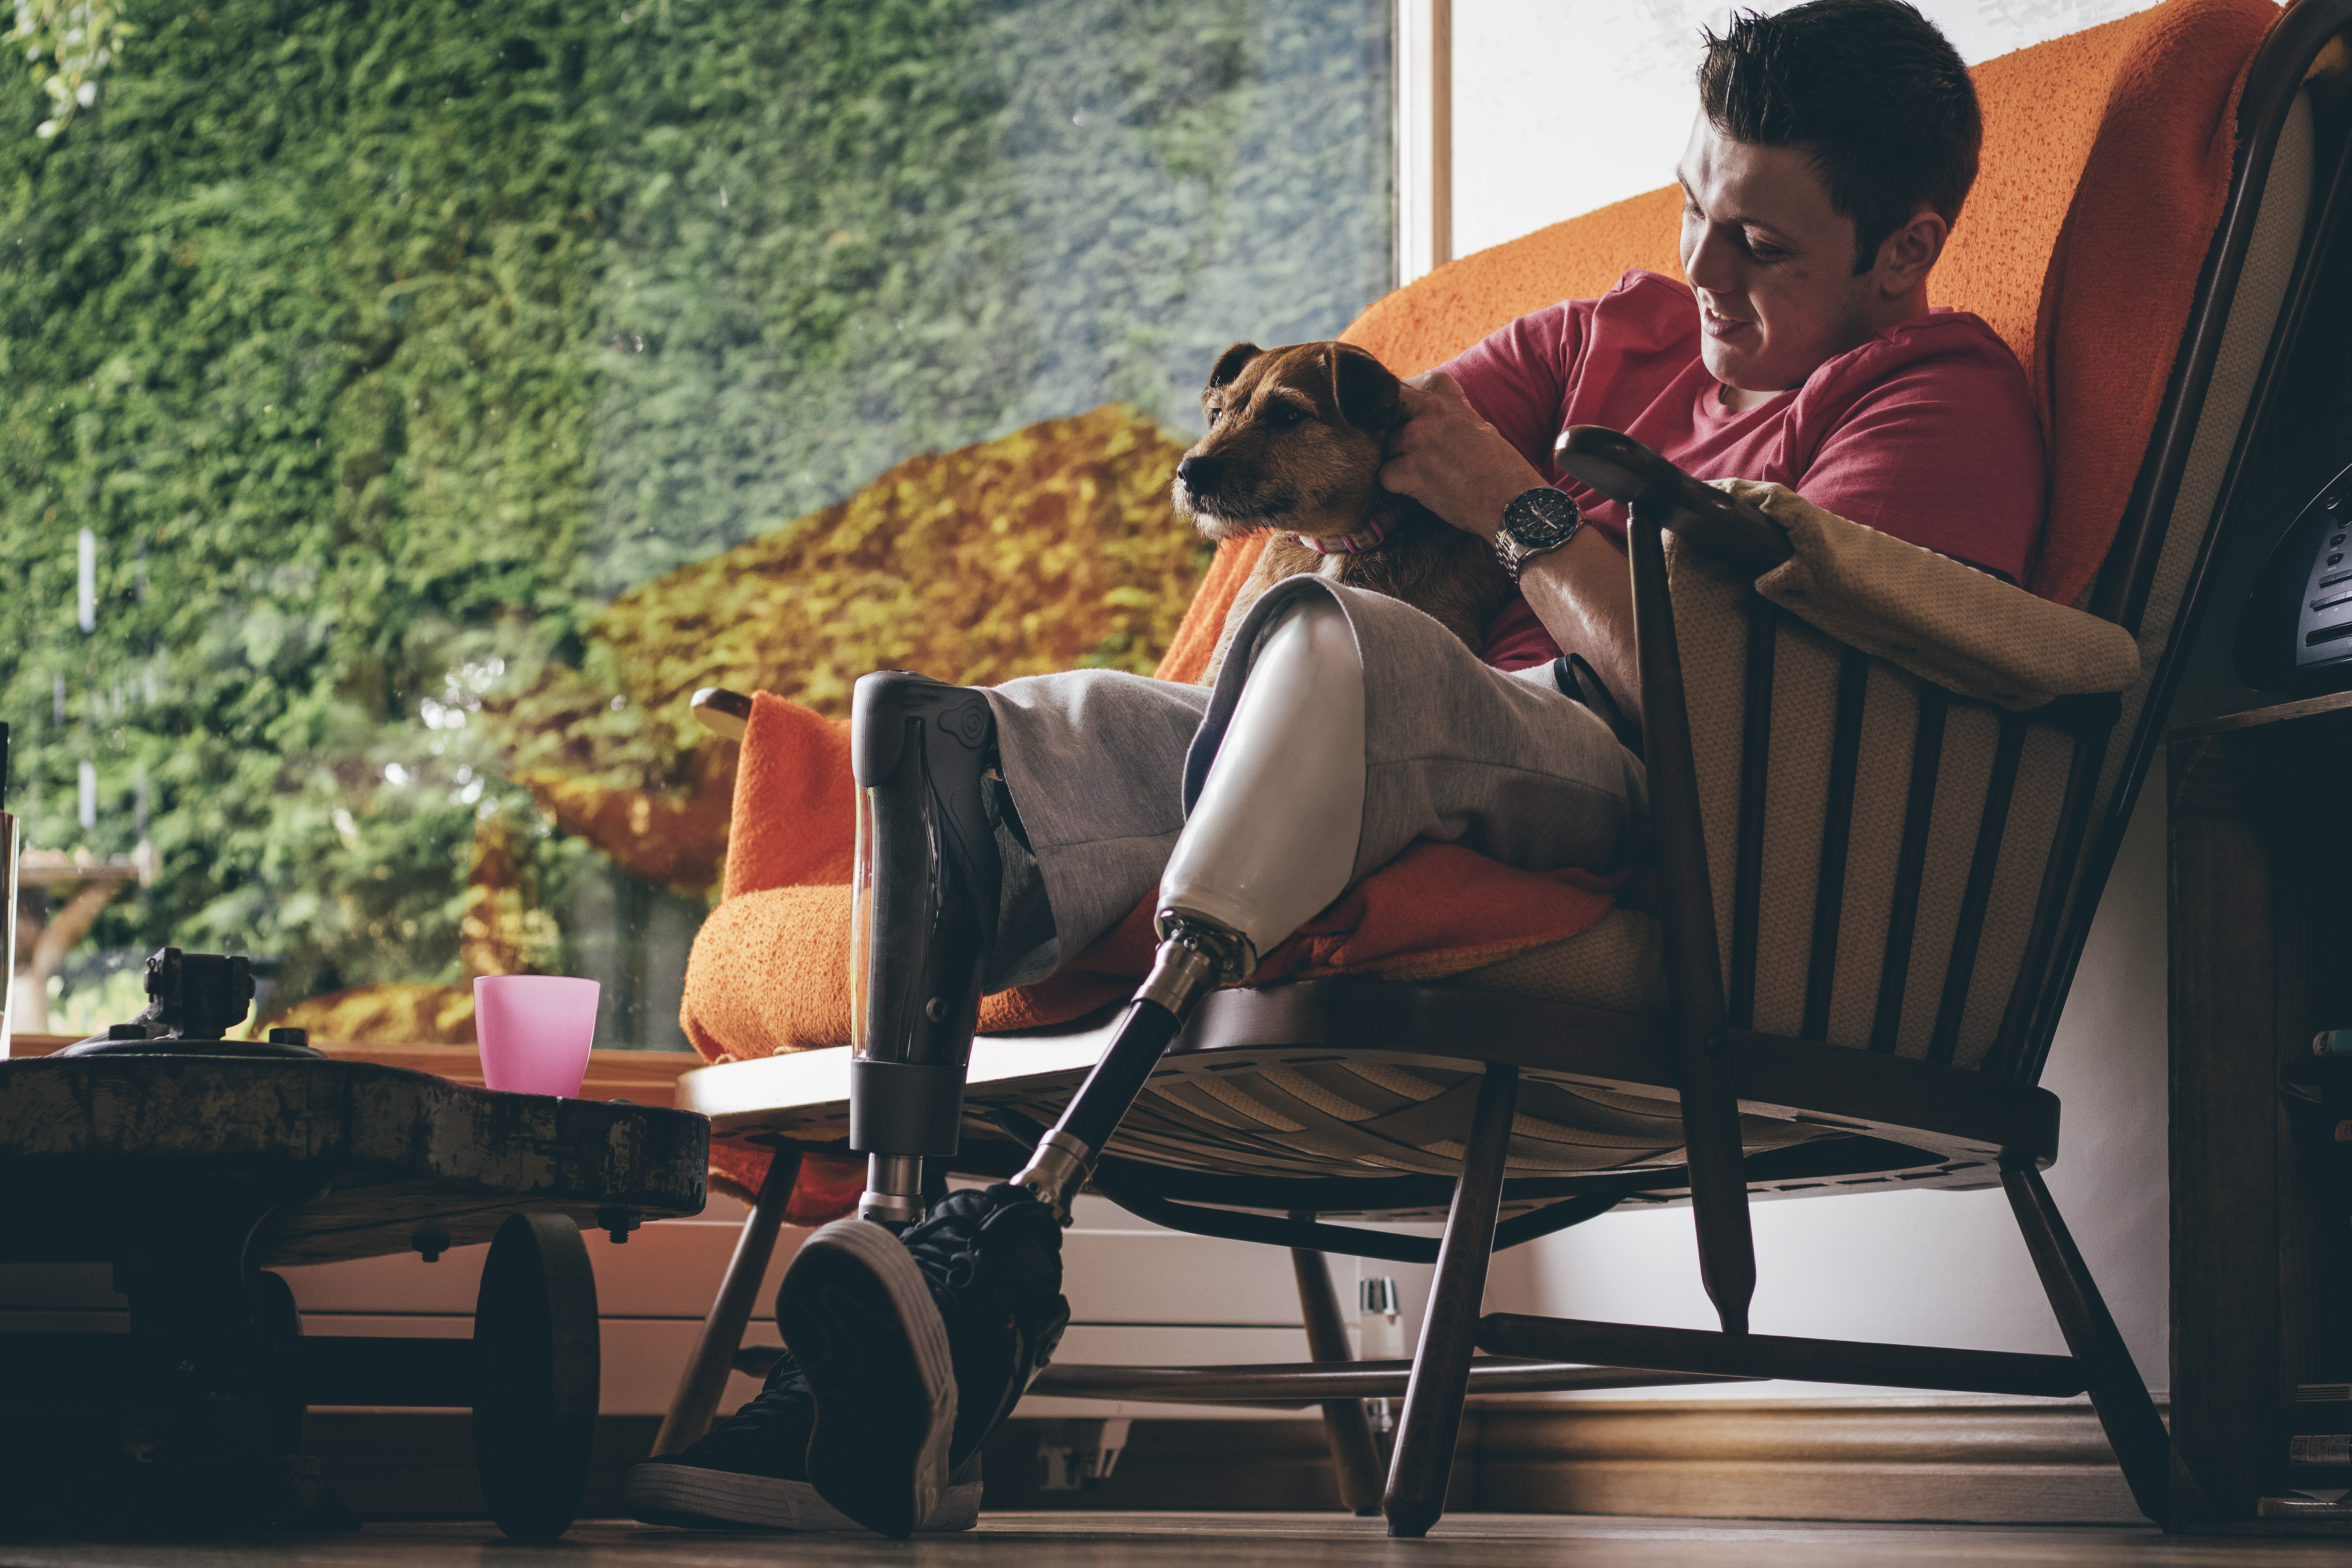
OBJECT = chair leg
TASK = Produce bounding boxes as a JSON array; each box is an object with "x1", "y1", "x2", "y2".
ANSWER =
[
  {"x1": 1383, "y1": 1064, "x2": 1518, "y2": 1539},
  {"x1": 2001, "y1": 1160, "x2": 2171, "y2": 1526},
  {"x1": 1290, "y1": 1241, "x2": 1384, "y2": 1517},
  {"x1": 652, "y1": 1146, "x2": 802, "y2": 1456},
  {"x1": 1674, "y1": 1069, "x2": 1758, "y2": 1337}
]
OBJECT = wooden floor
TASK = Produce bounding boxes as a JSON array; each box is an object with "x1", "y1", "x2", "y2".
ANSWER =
[{"x1": 3, "y1": 1515, "x2": 2350, "y2": 1565}]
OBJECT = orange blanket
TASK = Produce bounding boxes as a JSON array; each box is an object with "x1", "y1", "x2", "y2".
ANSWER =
[
  {"x1": 688, "y1": 0, "x2": 2275, "y2": 1207},
  {"x1": 1340, "y1": 0, "x2": 2275, "y2": 606}
]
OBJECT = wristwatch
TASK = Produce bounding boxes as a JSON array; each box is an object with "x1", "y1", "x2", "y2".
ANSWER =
[{"x1": 1494, "y1": 487, "x2": 1582, "y2": 583}]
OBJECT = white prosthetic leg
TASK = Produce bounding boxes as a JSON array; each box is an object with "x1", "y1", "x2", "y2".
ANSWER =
[
  {"x1": 1014, "y1": 594, "x2": 1368, "y2": 1218},
  {"x1": 1158, "y1": 597, "x2": 1368, "y2": 970}
]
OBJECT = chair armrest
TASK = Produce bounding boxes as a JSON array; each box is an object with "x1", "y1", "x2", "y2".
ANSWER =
[
  {"x1": 1557, "y1": 426, "x2": 2141, "y2": 711},
  {"x1": 691, "y1": 686, "x2": 754, "y2": 740},
  {"x1": 1556, "y1": 427, "x2": 1792, "y2": 572}
]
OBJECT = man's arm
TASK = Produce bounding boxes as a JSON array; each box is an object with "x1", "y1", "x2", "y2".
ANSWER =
[{"x1": 1380, "y1": 371, "x2": 1644, "y2": 723}]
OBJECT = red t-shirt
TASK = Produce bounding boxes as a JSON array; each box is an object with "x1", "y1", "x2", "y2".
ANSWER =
[{"x1": 1450, "y1": 269, "x2": 2047, "y2": 671}]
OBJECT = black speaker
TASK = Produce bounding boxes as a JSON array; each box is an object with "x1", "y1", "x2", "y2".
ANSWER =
[{"x1": 2236, "y1": 457, "x2": 2352, "y2": 696}]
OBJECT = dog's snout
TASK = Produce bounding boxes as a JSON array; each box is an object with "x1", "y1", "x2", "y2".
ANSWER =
[{"x1": 1176, "y1": 454, "x2": 1222, "y2": 497}]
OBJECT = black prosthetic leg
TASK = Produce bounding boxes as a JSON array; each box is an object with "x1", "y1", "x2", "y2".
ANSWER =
[
  {"x1": 1011, "y1": 912, "x2": 1253, "y2": 1223},
  {"x1": 848, "y1": 672, "x2": 1005, "y2": 1226}
]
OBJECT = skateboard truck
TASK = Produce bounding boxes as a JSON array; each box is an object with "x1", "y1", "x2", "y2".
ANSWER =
[{"x1": 57, "y1": 947, "x2": 321, "y2": 1058}]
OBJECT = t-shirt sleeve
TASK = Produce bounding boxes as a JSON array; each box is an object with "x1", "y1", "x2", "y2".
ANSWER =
[
  {"x1": 1794, "y1": 336, "x2": 2047, "y2": 585},
  {"x1": 1439, "y1": 303, "x2": 1587, "y2": 476}
]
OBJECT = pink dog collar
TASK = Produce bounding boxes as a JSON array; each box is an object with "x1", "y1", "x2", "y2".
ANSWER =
[{"x1": 1295, "y1": 519, "x2": 1386, "y2": 555}]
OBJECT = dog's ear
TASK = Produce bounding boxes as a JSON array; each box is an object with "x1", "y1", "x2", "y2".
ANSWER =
[
  {"x1": 1330, "y1": 344, "x2": 1402, "y2": 432},
  {"x1": 1207, "y1": 342, "x2": 1263, "y2": 392}
]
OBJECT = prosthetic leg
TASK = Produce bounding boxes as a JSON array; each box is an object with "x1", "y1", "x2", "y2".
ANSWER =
[
  {"x1": 805, "y1": 596, "x2": 1366, "y2": 1540},
  {"x1": 847, "y1": 673, "x2": 1005, "y2": 1225},
  {"x1": 1013, "y1": 595, "x2": 1367, "y2": 1219}
]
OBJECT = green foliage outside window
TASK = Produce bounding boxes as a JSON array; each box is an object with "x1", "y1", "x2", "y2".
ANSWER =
[{"x1": 0, "y1": 0, "x2": 1390, "y2": 1039}]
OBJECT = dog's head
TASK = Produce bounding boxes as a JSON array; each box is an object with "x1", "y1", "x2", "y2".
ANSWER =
[{"x1": 1170, "y1": 341, "x2": 1408, "y2": 544}]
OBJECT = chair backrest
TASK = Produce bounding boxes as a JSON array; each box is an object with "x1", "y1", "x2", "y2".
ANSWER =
[
  {"x1": 1674, "y1": 80, "x2": 2329, "y2": 1077},
  {"x1": 2013, "y1": 27, "x2": 2338, "y2": 1083},
  {"x1": 1309, "y1": 0, "x2": 2346, "y2": 1081}
]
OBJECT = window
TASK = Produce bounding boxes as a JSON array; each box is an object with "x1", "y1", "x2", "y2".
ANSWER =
[{"x1": 1, "y1": 0, "x2": 1393, "y2": 1046}]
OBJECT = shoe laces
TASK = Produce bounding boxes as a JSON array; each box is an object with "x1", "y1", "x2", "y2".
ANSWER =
[
  {"x1": 900, "y1": 1188, "x2": 1003, "y2": 1298},
  {"x1": 901, "y1": 1185, "x2": 1057, "y2": 1327}
]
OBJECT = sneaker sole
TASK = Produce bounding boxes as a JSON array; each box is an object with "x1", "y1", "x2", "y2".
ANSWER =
[
  {"x1": 623, "y1": 1461, "x2": 980, "y2": 1532},
  {"x1": 776, "y1": 1217, "x2": 957, "y2": 1538}
]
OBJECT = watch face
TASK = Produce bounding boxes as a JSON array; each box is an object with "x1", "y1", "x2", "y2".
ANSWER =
[{"x1": 1504, "y1": 486, "x2": 1581, "y2": 548}]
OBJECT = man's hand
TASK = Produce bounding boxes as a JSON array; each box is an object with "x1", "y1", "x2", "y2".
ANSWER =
[
  {"x1": 1385, "y1": 371, "x2": 1643, "y2": 725},
  {"x1": 1378, "y1": 370, "x2": 1550, "y2": 541}
]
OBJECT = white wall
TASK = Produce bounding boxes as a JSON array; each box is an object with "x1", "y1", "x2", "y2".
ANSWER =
[
  {"x1": 1459, "y1": 0, "x2": 2183, "y2": 1398},
  {"x1": 1451, "y1": 0, "x2": 2171, "y2": 261}
]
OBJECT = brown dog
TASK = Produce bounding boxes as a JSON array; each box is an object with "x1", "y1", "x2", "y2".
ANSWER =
[{"x1": 1170, "y1": 340, "x2": 1513, "y2": 682}]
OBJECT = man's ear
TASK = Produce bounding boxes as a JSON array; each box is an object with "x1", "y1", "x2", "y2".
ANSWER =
[
  {"x1": 1330, "y1": 344, "x2": 1401, "y2": 432},
  {"x1": 1875, "y1": 206, "x2": 1949, "y2": 295},
  {"x1": 1208, "y1": 342, "x2": 1263, "y2": 391}
]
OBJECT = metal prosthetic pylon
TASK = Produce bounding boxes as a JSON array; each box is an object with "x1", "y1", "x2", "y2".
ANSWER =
[{"x1": 1011, "y1": 911, "x2": 1254, "y2": 1221}]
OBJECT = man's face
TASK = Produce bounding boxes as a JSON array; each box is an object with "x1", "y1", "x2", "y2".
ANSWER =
[{"x1": 1676, "y1": 115, "x2": 1883, "y2": 398}]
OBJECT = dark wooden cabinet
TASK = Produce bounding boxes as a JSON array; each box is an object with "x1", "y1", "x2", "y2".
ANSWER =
[{"x1": 2170, "y1": 692, "x2": 2352, "y2": 1528}]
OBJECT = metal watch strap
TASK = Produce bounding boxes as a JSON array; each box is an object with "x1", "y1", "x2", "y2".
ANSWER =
[{"x1": 1494, "y1": 487, "x2": 1581, "y2": 584}]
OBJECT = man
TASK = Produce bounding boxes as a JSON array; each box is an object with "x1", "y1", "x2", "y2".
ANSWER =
[
  {"x1": 628, "y1": 0, "x2": 2042, "y2": 1537},
  {"x1": 1409, "y1": 0, "x2": 2038, "y2": 709}
]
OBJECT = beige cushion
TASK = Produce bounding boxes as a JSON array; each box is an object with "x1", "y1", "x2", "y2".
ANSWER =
[{"x1": 1721, "y1": 480, "x2": 2144, "y2": 711}]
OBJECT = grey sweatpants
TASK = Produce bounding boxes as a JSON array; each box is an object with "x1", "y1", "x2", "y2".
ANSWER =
[{"x1": 980, "y1": 576, "x2": 1649, "y2": 990}]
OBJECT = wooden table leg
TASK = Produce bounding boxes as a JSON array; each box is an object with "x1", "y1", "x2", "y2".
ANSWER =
[
  {"x1": 653, "y1": 1146, "x2": 801, "y2": 1456},
  {"x1": 1383, "y1": 1063, "x2": 1518, "y2": 1538}
]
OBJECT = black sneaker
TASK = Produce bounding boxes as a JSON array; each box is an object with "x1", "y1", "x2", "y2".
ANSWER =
[
  {"x1": 779, "y1": 1184, "x2": 1071, "y2": 1537},
  {"x1": 623, "y1": 1352, "x2": 982, "y2": 1532}
]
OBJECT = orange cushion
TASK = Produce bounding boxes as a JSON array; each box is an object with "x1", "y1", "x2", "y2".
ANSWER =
[{"x1": 687, "y1": 694, "x2": 1620, "y2": 1064}]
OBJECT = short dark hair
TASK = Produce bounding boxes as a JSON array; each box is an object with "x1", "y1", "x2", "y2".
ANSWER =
[{"x1": 1697, "y1": 0, "x2": 1981, "y2": 275}]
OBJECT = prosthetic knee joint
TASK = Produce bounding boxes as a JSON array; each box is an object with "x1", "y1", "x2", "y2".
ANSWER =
[
  {"x1": 848, "y1": 671, "x2": 1004, "y2": 1225},
  {"x1": 1014, "y1": 593, "x2": 1367, "y2": 1219}
]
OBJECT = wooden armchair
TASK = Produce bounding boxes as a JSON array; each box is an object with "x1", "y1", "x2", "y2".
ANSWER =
[{"x1": 659, "y1": 0, "x2": 2352, "y2": 1535}]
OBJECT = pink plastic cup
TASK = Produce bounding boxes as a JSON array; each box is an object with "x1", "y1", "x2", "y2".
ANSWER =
[{"x1": 473, "y1": 976, "x2": 601, "y2": 1097}]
